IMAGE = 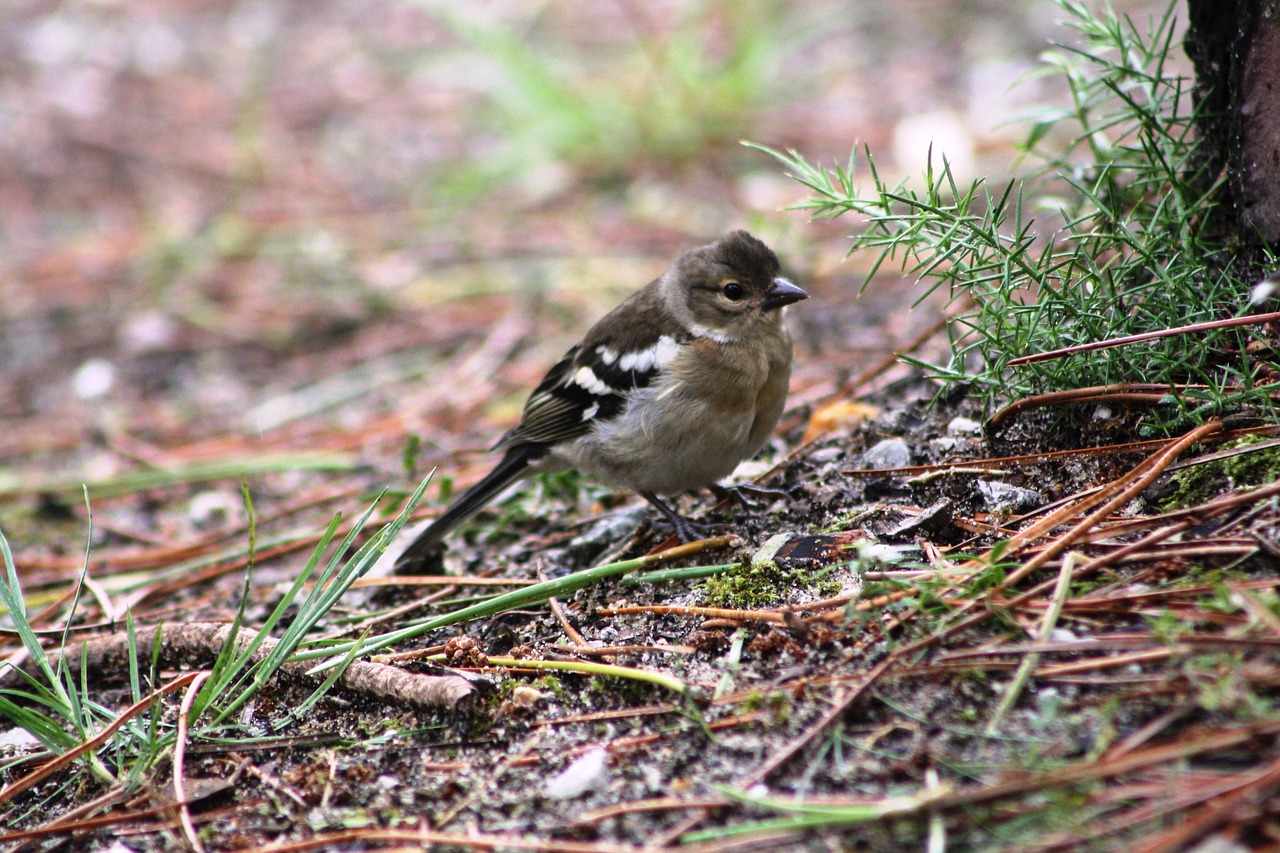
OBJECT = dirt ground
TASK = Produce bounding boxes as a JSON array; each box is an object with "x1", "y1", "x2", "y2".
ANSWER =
[{"x1": 6, "y1": 2, "x2": 1280, "y2": 851}]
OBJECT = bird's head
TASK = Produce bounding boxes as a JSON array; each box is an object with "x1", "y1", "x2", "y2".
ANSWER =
[{"x1": 663, "y1": 230, "x2": 808, "y2": 343}]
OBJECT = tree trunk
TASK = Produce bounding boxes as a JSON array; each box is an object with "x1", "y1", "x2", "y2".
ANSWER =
[{"x1": 1186, "y1": 0, "x2": 1280, "y2": 246}]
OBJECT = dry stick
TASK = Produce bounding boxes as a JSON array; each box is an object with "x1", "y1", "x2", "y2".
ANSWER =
[
  {"x1": 1166, "y1": 433, "x2": 1280, "y2": 473},
  {"x1": 0, "y1": 796, "x2": 178, "y2": 846},
  {"x1": 15, "y1": 521, "x2": 287, "y2": 576},
  {"x1": 541, "y1": 561, "x2": 589, "y2": 648},
  {"x1": 898, "y1": 520, "x2": 1194, "y2": 685},
  {"x1": 1132, "y1": 751, "x2": 1280, "y2": 853},
  {"x1": 548, "y1": 597, "x2": 589, "y2": 647},
  {"x1": 115, "y1": 803, "x2": 259, "y2": 848},
  {"x1": 1003, "y1": 517, "x2": 1188, "y2": 609},
  {"x1": 1102, "y1": 703, "x2": 1198, "y2": 761},
  {"x1": 915, "y1": 719, "x2": 1280, "y2": 843},
  {"x1": 551, "y1": 643, "x2": 695, "y2": 657},
  {"x1": 987, "y1": 383, "x2": 1205, "y2": 430},
  {"x1": 939, "y1": 425, "x2": 1279, "y2": 537},
  {"x1": 3, "y1": 623, "x2": 474, "y2": 710},
  {"x1": 976, "y1": 419, "x2": 1222, "y2": 599},
  {"x1": 1155, "y1": 477, "x2": 1280, "y2": 526},
  {"x1": 898, "y1": 427, "x2": 1203, "y2": 635},
  {"x1": 1035, "y1": 647, "x2": 1174, "y2": 677},
  {"x1": 174, "y1": 671, "x2": 211, "y2": 853},
  {"x1": 664, "y1": 425, "x2": 1224, "y2": 842},
  {"x1": 1029, "y1": 773, "x2": 1264, "y2": 853},
  {"x1": 1232, "y1": 586, "x2": 1280, "y2": 635},
  {"x1": 534, "y1": 703, "x2": 679, "y2": 727},
  {"x1": 1007, "y1": 308, "x2": 1280, "y2": 365},
  {"x1": 600, "y1": 588, "x2": 914, "y2": 627},
  {"x1": 0, "y1": 671, "x2": 201, "y2": 807},
  {"x1": 599, "y1": 605, "x2": 786, "y2": 624},
  {"x1": 234, "y1": 828, "x2": 639, "y2": 853},
  {"x1": 0, "y1": 797, "x2": 257, "y2": 848},
  {"x1": 12, "y1": 783, "x2": 135, "y2": 842},
  {"x1": 573, "y1": 796, "x2": 733, "y2": 827},
  {"x1": 693, "y1": 717, "x2": 1280, "y2": 852},
  {"x1": 840, "y1": 519, "x2": 1203, "y2": 693},
  {"x1": 845, "y1": 423, "x2": 1278, "y2": 480},
  {"x1": 938, "y1": 631, "x2": 1280, "y2": 662}
]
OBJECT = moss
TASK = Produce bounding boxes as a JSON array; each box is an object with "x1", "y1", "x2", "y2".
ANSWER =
[
  {"x1": 702, "y1": 559, "x2": 837, "y2": 609},
  {"x1": 736, "y1": 689, "x2": 790, "y2": 718},
  {"x1": 1156, "y1": 435, "x2": 1280, "y2": 511},
  {"x1": 533, "y1": 674, "x2": 567, "y2": 698},
  {"x1": 586, "y1": 674, "x2": 653, "y2": 704}
]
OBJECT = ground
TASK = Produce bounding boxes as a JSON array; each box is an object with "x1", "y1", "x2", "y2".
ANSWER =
[{"x1": 5, "y1": 2, "x2": 1280, "y2": 851}]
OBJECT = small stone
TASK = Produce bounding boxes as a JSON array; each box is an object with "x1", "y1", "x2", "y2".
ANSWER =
[
  {"x1": 0, "y1": 727, "x2": 40, "y2": 749},
  {"x1": 121, "y1": 311, "x2": 179, "y2": 353},
  {"x1": 1251, "y1": 274, "x2": 1280, "y2": 305},
  {"x1": 806, "y1": 446, "x2": 843, "y2": 464},
  {"x1": 570, "y1": 506, "x2": 648, "y2": 550},
  {"x1": 977, "y1": 480, "x2": 1042, "y2": 513},
  {"x1": 1185, "y1": 834, "x2": 1251, "y2": 853},
  {"x1": 546, "y1": 748, "x2": 608, "y2": 800},
  {"x1": 73, "y1": 358, "x2": 115, "y2": 400},
  {"x1": 875, "y1": 408, "x2": 924, "y2": 433},
  {"x1": 188, "y1": 490, "x2": 237, "y2": 528},
  {"x1": 946, "y1": 416, "x2": 982, "y2": 436},
  {"x1": 862, "y1": 438, "x2": 911, "y2": 470},
  {"x1": 510, "y1": 686, "x2": 544, "y2": 709},
  {"x1": 885, "y1": 499, "x2": 954, "y2": 538},
  {"x1": 929, "y1": 437, "x2": 960, "y2": 455}
]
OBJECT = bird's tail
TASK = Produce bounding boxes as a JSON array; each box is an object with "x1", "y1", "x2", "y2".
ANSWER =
[{"x1": 394, "y1": 446, "x2": 533, "y2": 573}]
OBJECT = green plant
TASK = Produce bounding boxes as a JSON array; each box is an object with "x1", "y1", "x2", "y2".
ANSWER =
[
  {"x1": 423, "y1": 0, "x2": 792, "y2": 193},
  {"x1": 753, "y1": 0, "x2": 1279, "y2": 425},
  {"x1": 0, "y1": 530, "x2": 130, "y2": 788},
  {"x1": 0, "y1": 477, "x2": 431, "y2": 799}
]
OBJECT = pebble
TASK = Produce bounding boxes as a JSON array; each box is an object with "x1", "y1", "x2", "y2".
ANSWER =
[
  {"x1": 569, "y1": 506, "x2": 648, "y2": 549},
  {"x1": 977, "y1": 479, "x2": 1042, "y2": 513},
  {"x1": 806, "y1": 446, "x2": 844, "y2": 464},
  {"x1": 546, "y1": 748, "x2": 608, "y2": 800},
  {"x1": 946, "y1": 416, "x2": 983, "y2": 436},
  {"x1": 862, "y1": 438, "x2": 911, "y2": 470},
  {"x1": 73, "y1": 358, "x2": 115, "y2": 399},
  {"x1": 929, "y1": 437, "x2": 960, "y2": 455}
]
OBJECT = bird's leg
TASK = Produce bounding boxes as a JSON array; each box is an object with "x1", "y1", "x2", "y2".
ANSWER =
[
  {"x1": 640, "y1": 492, "x2": 711, "y2": 543},
  {"x1": 709, "y1": 482, "x2": 791, "y2": 509}
]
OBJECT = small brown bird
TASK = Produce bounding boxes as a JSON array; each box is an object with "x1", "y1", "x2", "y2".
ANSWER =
[{"x1": 396, "y1": 230, "x2": 807, "y2": 571}]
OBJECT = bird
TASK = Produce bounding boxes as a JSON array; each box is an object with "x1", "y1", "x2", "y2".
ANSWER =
[{"x1": 395, "y1": 230, "x2": 807, "y2": 571}]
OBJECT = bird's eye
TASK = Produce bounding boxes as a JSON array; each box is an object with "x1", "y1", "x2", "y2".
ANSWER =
[{"x1": 722, "y1": 282, "x2": 746, "y2": 301}]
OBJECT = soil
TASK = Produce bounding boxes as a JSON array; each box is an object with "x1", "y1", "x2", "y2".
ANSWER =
[{"x1": 5, "y1": 2, "x2": 1280, "y2": 851}]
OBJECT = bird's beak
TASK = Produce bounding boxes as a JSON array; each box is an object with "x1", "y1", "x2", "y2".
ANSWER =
[{"x1": 762, "y1": 277, "x2": 809, "y2": 310}]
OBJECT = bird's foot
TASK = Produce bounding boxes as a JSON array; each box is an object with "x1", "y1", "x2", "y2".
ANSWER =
[{"x1": 641, "y1": 492, "x2": 715, "y2": 543}]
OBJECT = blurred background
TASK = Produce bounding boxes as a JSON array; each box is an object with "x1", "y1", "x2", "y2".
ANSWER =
[{"x1": 0, "y1": 0, "x2": 1182, "y2": 547}]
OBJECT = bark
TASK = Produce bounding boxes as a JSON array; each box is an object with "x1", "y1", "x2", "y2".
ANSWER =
[
  {"x1": 1186, "y1": 0, "x2": 1280, "y2": 245},
  {"x1": 2, "y1": 622, "x2": 476, "y2": 711}
]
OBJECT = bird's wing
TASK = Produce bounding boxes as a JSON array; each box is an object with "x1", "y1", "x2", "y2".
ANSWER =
[{"x1": 498, "y1": 321, "x2": 689, "y2": 450}]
